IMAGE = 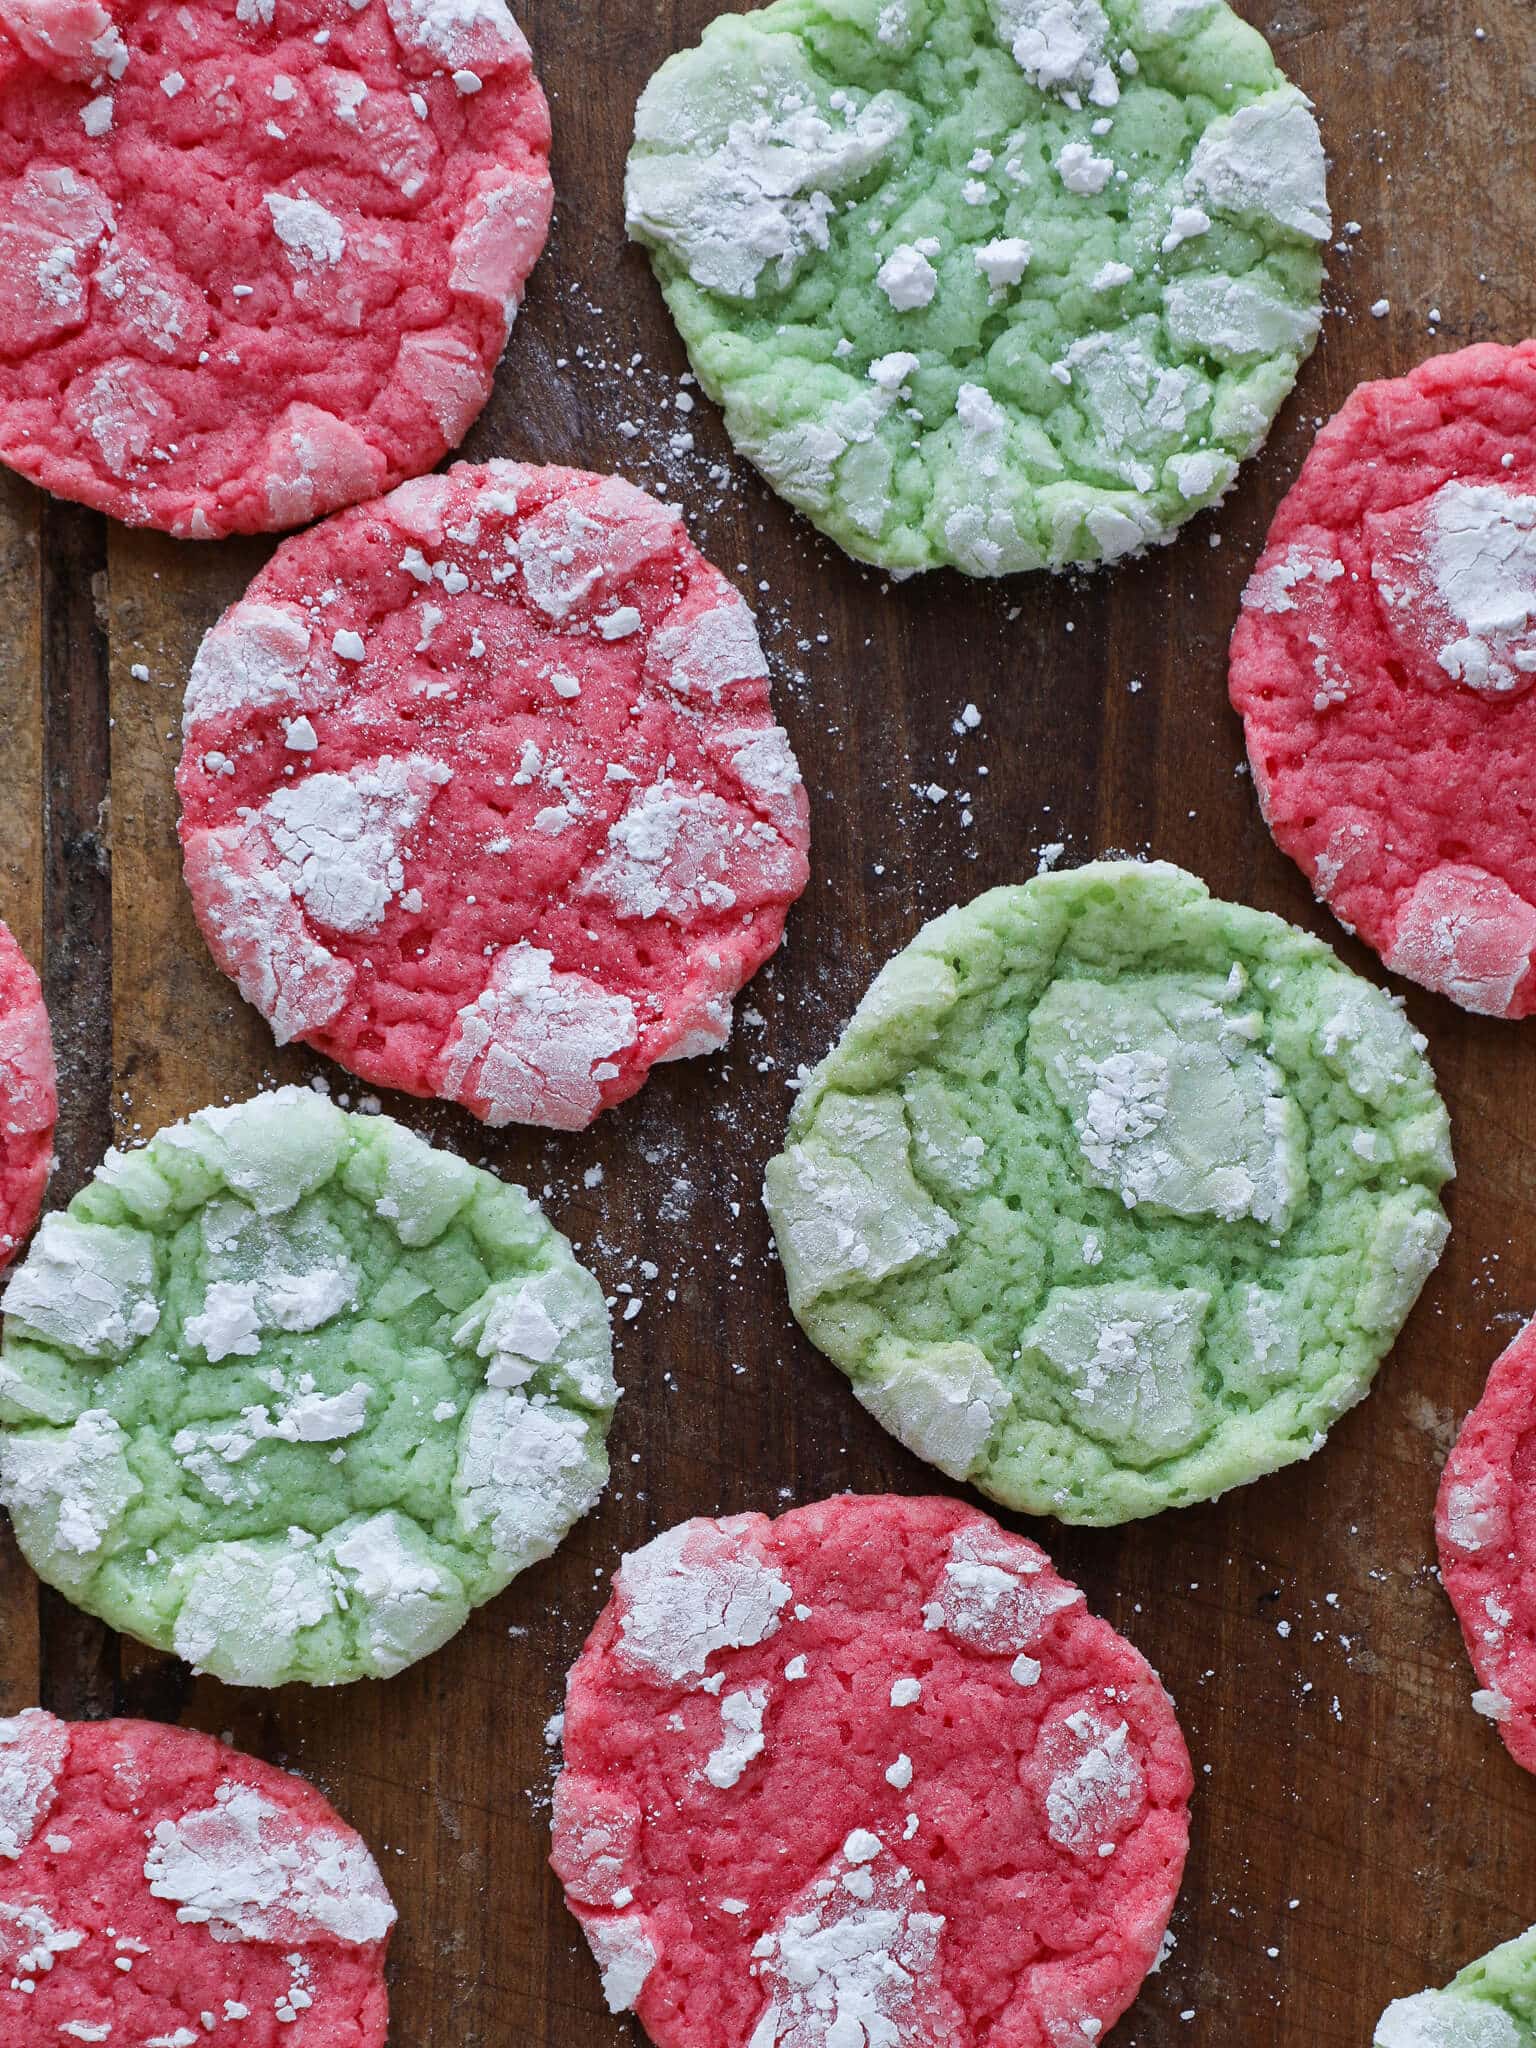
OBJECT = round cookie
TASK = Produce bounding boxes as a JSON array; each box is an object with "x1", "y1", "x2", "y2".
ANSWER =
[
  {"x1": 624, "y1": 0, "x2": 1328, "y2": 577},
  {"x1": 0, "y1": 0, "x2": 552, "y2": 536},
  {"x1": 1375, "y1": 1922, "x2": 1536, "y2": 2047},
  {"x1": 0, "y1": 919, "x2": 54, "y2": 1268},
  {"x1": 1230, "y1": 341, "x2": 1536, "y2": 1019},
  {"x1": 177, "y1": 460, "x2": 810, "y2": 1129},
  {"x1": 1436, "y1": 1318, "x2": 1536, "y2": 1775},
  {"x1": 0, "y1": 1085, "x2": 615, "y2": 1686},
  {"x1": 553, "y1": 1493, "x2": 1192, "y2": 2048},
  {"x1": 0, "y1": 1709, "x2": 394, "y2": 2046},
  {"x1": 763, "y1": 860, "x2": 1454, "y2": 1525}
]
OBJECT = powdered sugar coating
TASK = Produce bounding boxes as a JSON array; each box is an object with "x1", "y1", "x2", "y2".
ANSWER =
[
  {"x1": 0, "y1": 1714, "x2": 392, "y2": 2046},
  {"x1": 1436, "y1": 1318, "x2": 1536, "y2": 1776},
  {"x1": 765, "y1": 861, "x2": 1453, "y2": 1525},
  {"x1": 1230, "y1": 341, "x2": 1536, "y2": 1018},
  {"x1": 625, "y1": 0, "x2": 1326, "y2": 576},
  {"x1": 178, "y1": 461, "x2": 810, "y2": 1128},
  {"x1": 0, "y1": 1086, "x2": 614, "y2": 1685},
  {"x1": 1373, "y1": 1922, "x2": 1536, "y2": 2047},
  {"x1": 553, "y1": 1495, "x2": 1191, "y2": 2048},
  {"x1": 0, "y1": 921, "x2": 55, "y2": 1268},
  {"x1": 0, "y1": 0, "x2": 551, "y2": 535}
]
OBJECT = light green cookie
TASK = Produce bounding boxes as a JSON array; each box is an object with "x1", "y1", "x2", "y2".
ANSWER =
[
  {"x1": 0, "y1": 1088, "x2": 615, "y2": 1686},
  {"x1": 764, "y1": 862, "x2": 1453, "y2": 1524},
  {"x1": 625, "y1": 0, "x2": 1328, "y2": 575},
  {"x1": 1375, "y1": 1924, "x2": 1536, "y2": 2046}
]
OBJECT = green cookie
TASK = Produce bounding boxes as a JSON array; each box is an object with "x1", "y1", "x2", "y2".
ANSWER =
[
  {"x1": 0, "y1": 1088, "x2": 615, "y2": 1686},
  {"x1": 763, "y1": 862, "x2": 1453, "y2": 1524},
  {"x1": 625, "y1": 0, "x2": 1327, "y2": 575},
  {"x1": 1375, "y1": 1923, "x2": 1536, "y2": 2046}
]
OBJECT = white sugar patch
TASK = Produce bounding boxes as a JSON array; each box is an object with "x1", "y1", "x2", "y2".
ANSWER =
[
  {"x1": 144, "y1": 1782, "x2": 396, "y2": 1944},
  {"x1": 617, "y1": 1518, "x2": 792, "y2": 1683},
  {"x1": 441, "y1": 942, "x2": 637, "y2": 1131},
  {"x1": 1426, "y1": 482, "x2": 1536, "y2": 694},
  {"x1": 0, "y1": 1710, "x2": 67, "y2": 1860}
]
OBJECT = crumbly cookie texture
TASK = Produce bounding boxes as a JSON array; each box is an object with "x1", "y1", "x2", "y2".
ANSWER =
[
  {"x1": 0, "y1": 919, "x2": 55, "y2": 1268},
  {"x1": 625, "y1": 0, "x2": 1327, "y2": 575},
  {"x1": 1437, "y1": 1318, "x2": 1536, "y2": 1776},
  {"x1": 177, "y1": 460, "x2": 809, "y2": 1128},
  {"x1": 764, "y1": 860, "x2": 1453, "y2": 1525},
  {"x1": 0, "y1": 1086, "x2": 615, "y2": 1685},
  {"x1": 0, "y1": 1712, "x2": 393, "y2": 2047},
  {"x1": 0, "y1": 0, "x2": 552, "y2": 535},
  {"x1": 1374, "y1": 1922, "x2": 1536, "y2": 2048},
  {"x1": 554, "y1": 1494, "x2": 1191, "y2": 2048},
  {"x1": 1232, "y1": 341, "x2": 1536, "y2": 1019}
]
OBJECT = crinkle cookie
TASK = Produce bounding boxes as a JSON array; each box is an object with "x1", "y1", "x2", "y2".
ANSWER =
[
  {"x1": 764, "y1": 861, "x2": 1453, "y2": 1525},
  {"x1": 1375, "y1": 1922, "x2": 1536, "y2": 2048},
  {"x1": 0, "y1": 1086, "x2": 615, "y2": 1686},
  {"x1": 1232, "y1": 342, "x2": 1536, "y2": 1018},
  {"x1": 0, "y1": 1710, "x2": 394, "y2": 2046},
  {"x1": 0, "y1": 919, "x2": 54, "y2": 1268},
  {"x1": 0, "y1": 0, "x2": 552, "y2": 535},
  {"x1": 625, "y1": 0, "x2": 1328, "y2": 576},
  {"x1": 177, "y1": 461, "x2": 809, "y2": 1130},
  {"x1": 553, "y1": 1494, "x2": 1191, "y2": 2048},
  {"x1": 1436, "y1": 1317, "x2": 1536, "y2": 1775}
]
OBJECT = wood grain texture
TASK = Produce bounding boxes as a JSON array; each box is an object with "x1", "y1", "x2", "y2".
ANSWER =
[{"x1": 1, "y1": 0, "x2": 1535, "y2": 2038}]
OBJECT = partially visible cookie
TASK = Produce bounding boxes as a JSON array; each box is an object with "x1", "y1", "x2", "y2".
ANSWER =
[
  {"x1": 0, "y1": 1086, "x2": 615, "y2": 1686},
  {"x1": 626, "y1": 0, "x2": 1328, "y2": 575},
  {"x1": 764, "y1": 860, "x2": 1454, "y2": 1524},
  {"x1": 177, "y1": 460, "x2": 809, "y2": 1128},
  {"x1": 0, "y1": 0, "x2": 552, "y2": 535},
  {"x1": 553, "y1": 1493, "x2": 1191, "y2": 2048},
  {"x1": 0, "y1": 918, "x2": 54, "y2": 1267},
  {"x1": 1231, "y1": 341, "x2": 1536, "y2": 1017},
  {"x1": 1436, "y1": 1318, "x2": 1536, "y2": 1774},
  {"x1": 0, "y1": 1710, "x2": 394, "y2": 2046},
  {"x1": 1374, "y1": 1921, "x2": 1536, "y2": 2047}
]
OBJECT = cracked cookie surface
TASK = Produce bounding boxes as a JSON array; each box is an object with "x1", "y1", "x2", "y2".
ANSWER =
[
  {"x1": 625, "y1": 0, "x2": 1327, "y2": 575},
  {"x1": 0, "y1": 1710, "x2": 393, "y2": 2047},
  {"x1": 1374, "y1": 1921, "x2": 1536, "y2": 2048},
  {"x1": 177, "y1": 461, "x2": 810, "y2": 1129},
  {"x1": 554, "y1": 1493, "x2": 1191, "y2": 2048},
  {"x1": 1437, "y1": 1317, "x2": 1536, "y2": 1777},
  {"x1": 0, "y1": 0, "x2": 552, "y2": 534},
  {"x1": 1231, "y1": 341, "x2": 1536, "y2": 1019},
  {"x1": 764, "y1": 860, "x2": 1453, "y2": 1524},
  {"x1": 0, "y1": 1085, "x2": 615, "y2": 1685}
]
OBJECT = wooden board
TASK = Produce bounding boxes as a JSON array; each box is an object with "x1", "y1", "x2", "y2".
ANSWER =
[{"x1": 4, "y1": 0, "x2": 1536, "y2": 2038}]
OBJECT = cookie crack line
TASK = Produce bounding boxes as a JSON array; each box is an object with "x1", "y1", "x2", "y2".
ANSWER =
[
  {"x1": 625, "y1": 0, "x2": 1328, "y2": 575},
  {"x1": 0, "y1": 1085, "x2": 619, "y2": 1687},
  {"x1": 764, "y1": 859, "x2": 1452, "y2": 1524}
]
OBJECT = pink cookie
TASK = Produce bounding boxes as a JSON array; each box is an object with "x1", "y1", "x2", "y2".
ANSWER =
[
  {"x1": 0, "y1": 0, "x2": 552, "y2": 537},
  {"x1": 1230, "y1": 342, "x2": 1536, "y2": 1017},
  {"x1": 1437, "y1": 1318, "x2": 1536, "y2": 1775},
  {"x1": 0, "y1": 1710, "x2": 394, "y2": 2045},
  {"x1": 0, "y1": 918, "x2": 54, "y2": 1266},
  {"x1": 177, "y1": 460, "x2": 810, "y2": 1128},
  {"x1": 553, "y1": 1495, "x2": 1191, "y2": 2048}
]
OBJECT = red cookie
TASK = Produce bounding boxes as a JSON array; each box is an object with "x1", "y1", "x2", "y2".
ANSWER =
[
  {"x1": 553, "y1": 1496, "x2": 1191, "y2": 2048},
  {"x1": 1437, "y1": 1318, "x2": 1536, "y2": 1775},
  {"x1": 177, "y1": 460, "x2": 809, "y2": 1128},
  {"x1": 0, "y1": 0, "x2": 552, "y2": 536},
  {"x1": 1230, "y1": 342, "x2": 1536, "y2": 1017},
  {"x1": 0, "y1": 1710, "x2": 394, "y2": 2045},
  {"x1": 0, "y1": 918, "x2": 54, "y2": 1266}
]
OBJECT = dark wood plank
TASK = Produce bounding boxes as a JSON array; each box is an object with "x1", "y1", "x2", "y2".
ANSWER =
[
  {"x1": 0, "y1": 470, "x2": 42, "y2": 1712},
  {"x1": 4, "y1": 0, "x2": 1533, "y2": 2040}
]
